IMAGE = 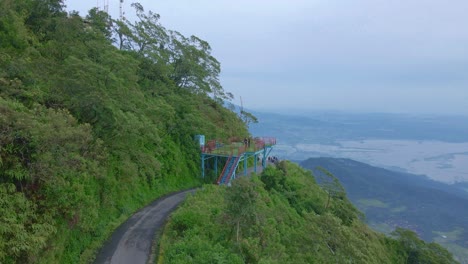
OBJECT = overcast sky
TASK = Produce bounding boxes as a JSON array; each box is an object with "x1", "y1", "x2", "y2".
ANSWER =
[{"x1": 66, "y1": 0, "x2": 468, "y2": 115}]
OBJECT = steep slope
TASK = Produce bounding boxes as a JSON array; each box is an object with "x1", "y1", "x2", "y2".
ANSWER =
[
  {"x1": 301, "y1": 157, "x2": 468, "y2": 263},
  {"x1": 0, "y1": 1, "x2": 247, "y2": 263},
  {"x1": 158, "y1": 162, "x2": 457, "y2": 263}
]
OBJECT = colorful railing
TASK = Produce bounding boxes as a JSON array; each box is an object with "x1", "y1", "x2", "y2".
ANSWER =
[
  {"x1": 217, "y1": 155, "x2": 233, "y2": 184},
  {"x1": 223, "y1": 155, "x2": 242, "y2": 185},
  {"x1": 202, "y1": 137, "x2": 276, "y2": 156}
]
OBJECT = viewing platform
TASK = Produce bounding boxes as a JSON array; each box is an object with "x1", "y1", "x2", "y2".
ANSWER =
[{"x1": 198, "y1": 136, "x2": 276, "y2": 185}]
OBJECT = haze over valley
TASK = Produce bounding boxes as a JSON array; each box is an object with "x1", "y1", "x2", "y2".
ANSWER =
[
  {"x1": 250, "y1": 110, "x2": 468, "y2": 262},
  {"x1": 251, "y1": 111, "x2": 468, "y2": 183}
]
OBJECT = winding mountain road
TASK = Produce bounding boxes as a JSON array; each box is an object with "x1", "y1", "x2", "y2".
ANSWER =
[
  {"x1": 93, "y1": 189, "x2": 195, "y2": 264},
  {"x1": 93, "y1": 164, "x2": 269, "y2": 263}
]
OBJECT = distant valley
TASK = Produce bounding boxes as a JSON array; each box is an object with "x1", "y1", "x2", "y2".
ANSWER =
[
  {"x1": 250, "y1": 111, "x2": 468, "y2": 183},
  {"x1": 249, "y1": 110, "x2": 468, "y2": 262},
  {"x1": 301, "y1": 157, "x2": 468, "y2": 263}
]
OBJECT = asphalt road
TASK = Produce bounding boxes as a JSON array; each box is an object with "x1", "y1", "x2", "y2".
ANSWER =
[{"x1": 93, "y1": 189, "x2": 195, "y2": 264}]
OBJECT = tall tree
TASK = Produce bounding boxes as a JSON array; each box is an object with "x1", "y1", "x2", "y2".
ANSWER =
[
  {"x1": 86, "y1": 8, "x2": 113, "y2": 40},
  {"x1": 315, "y1": 166, "x2": 345, "y2": 210},
  {"x1": 24, "y1": 0, "x2": 66, "y2": 39},
  {"x1": 240, "y1": 110, "x2": 258, "y2": 128},
  {"x1": 225, "y1": 177, "x2": 260, "y2": 243},
  {"x1": 125, "y1": 3, "x2": 168, "y2": 55}
]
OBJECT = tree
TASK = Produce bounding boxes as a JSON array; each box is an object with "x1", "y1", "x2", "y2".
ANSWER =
[
  {"x1": 112, "y1": 19, "x2": 132, "y2": 50},
  {"x1": 86, "y1": 8, "x2": 113, "y2": 40},
  {"x1": 314, "y1": 166, "x2": 361, "y2": 225},
  {"x1": 166, "y1": 31, "x2": 233, "y2": 102},
  {"x1": 24, "y1": 0, "x2": 67, "y2": 39},
  {"x1": 125, "y1": 3, "x2": 168, "y2": 54},
  {"x1": 0, "y1": 5, "x2": 29, "y2": 51},
  {"x1": 0, "y1": 183, "x2": 56, "y2": 263},
  {"x1": 260, "y1": 165, "x2": 286, "y2": 191},
  {"x1": 392, "y1": 228, "x2": 458, "y2": 264},
  {"x1": 109, "y1": 2, "x2": 233, "y2": 102},
  {"x1": 225, "y1": 177, "x2": 260, "y2": 243},
  {"x1": 240, "y1": 110, "x2": 258, "y2": 128},
  {"x1": 315, "y1": 166, "x2": 345, "y2": 209}
]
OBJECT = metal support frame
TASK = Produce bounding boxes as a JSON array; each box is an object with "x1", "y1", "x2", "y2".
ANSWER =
[
  {"x1": 201, "y1": 154, "x2": 219, "y2": 178},
  {"x1": 200, "y1": 139, "x2": 275, "y2": 185},
  {"x1": 244, "y1": 155, "x2": 248, "y2": 175},
  {"x1": 261, "y1": 146, "x2": 273, "y2": 169},
  {"x1": 202, "y1": 154, "x2": 205, "y2": 178},
  {"x1": 254, "y1": 153, "x2": 258, "y2": 173}
]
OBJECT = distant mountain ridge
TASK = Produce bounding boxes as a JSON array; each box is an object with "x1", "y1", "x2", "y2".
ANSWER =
[
  {"x1": 250, "y1": 110, "x2": 468, "y2": 143},
  {"x1": 300, "y1": 157, "x2": 468, "y2": 262}
]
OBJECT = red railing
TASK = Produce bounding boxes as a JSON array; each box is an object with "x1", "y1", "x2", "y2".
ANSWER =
[
  {"x1": 217, "y1": 155, "x2": 233, "y2": 184},
  {"x1": 258, "y1": 137, "x2": 276, "y2": 146},
  {"x1": 202, "y1": 137, "x2": 276, "y2": 155},
  {"x1": 224, "y1": 155, "x2": 242, "y2": 184}
]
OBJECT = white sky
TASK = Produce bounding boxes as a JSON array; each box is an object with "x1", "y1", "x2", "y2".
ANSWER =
[{"x1": 65, "y1": 0, "x2": 468, "y2": 115}]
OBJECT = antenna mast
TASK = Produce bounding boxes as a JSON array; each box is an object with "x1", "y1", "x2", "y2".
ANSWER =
[
  {"x1": 104, "y1": 0, "x2": 109, "y2": 13},
  {"x1": 120, "y1": 0, "x2": 125, "y2": 20}
]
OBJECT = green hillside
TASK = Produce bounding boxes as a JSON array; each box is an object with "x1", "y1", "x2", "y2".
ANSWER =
[
  {"x1": 300, "y1": 157, "x2": 468, "y2": 263},
  {"x1": 158, "y1": 161, "x2": 457, "y2": 263},
  {"x1": 0, "y1": 1, "x2": 247, "y2": 263}
]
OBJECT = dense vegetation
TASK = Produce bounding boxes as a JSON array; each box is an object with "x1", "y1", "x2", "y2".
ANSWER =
[
  {"x1": 301, "y1": 157, "x2": 468, "y2": 263},
  {"x1": 0, "y1": 0, "x2": 249, "y2": 263},
  {"x1": 159, "y1": 161, "x2": 457, "y2": 263}
]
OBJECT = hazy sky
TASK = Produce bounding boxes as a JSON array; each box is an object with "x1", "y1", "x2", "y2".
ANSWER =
[{"x1": 66, "y1": 1, "x2": 468, "y2": 115}]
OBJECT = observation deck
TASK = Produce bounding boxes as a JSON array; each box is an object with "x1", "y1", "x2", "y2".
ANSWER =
[{"x1": 200, "y1": 137, "x2": 276, "y2": 185}]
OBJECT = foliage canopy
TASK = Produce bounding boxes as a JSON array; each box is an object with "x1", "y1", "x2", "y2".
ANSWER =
[
  {"x1": 0, "y1": 1, "x2": 247, "y2": 263},
  {"x1": 159, "y1": 162, "x2": 458, "y2": 264}
]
